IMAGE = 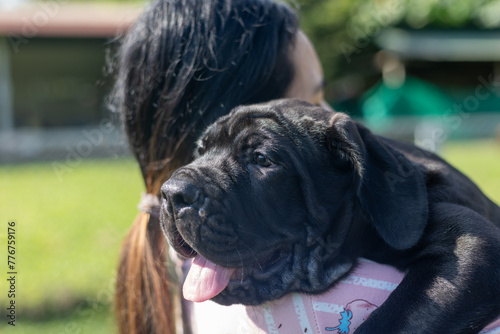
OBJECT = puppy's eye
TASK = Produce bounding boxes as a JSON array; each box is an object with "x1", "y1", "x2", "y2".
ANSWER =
[{"x1": 253, "y1": 152, "x2": 272, "y2": 167}]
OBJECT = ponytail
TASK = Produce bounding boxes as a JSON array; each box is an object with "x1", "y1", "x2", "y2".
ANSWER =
[{"x1": 115, "y1": 210, "x2": 175, "y2": 334}]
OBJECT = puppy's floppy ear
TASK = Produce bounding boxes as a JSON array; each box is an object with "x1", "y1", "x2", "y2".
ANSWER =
[{"x1": 327, "y1": 113, "x2": 428, "y2": 250}]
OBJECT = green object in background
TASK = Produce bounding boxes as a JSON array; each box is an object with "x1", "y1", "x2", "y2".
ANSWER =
[{"x1": 361, "y1": 76, "x2": 453, "y2": 130}]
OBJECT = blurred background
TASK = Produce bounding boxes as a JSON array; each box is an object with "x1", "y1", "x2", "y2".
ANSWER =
[{"x1": 0, "y1": 0, "x2": 499, "y2": 333}]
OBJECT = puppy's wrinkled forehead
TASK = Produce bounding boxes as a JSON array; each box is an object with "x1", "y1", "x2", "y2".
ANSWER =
[
  {"x1": 197, "y1": 100, "x2": 332, "y2": 153},
  {"x1": 200, "y1": 109, "x2": 281, "y2": 147}
]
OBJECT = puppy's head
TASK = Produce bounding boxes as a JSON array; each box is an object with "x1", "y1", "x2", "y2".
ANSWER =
[{"x1": 160, "y1": 99, "x2": 427, "y2": 305}]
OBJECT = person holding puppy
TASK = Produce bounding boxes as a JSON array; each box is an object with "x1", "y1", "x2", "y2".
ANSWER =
[{"x1": 111, "y1": 0, "x2": 500, "y2": 333}]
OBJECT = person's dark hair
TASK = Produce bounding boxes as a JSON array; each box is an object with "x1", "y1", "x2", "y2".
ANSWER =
[{"x1": 111, "y1": 0, "x2": 298, "y2": 333}]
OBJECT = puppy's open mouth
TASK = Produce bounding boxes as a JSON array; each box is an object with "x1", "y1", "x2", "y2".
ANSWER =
[
  {"x1": 171, "y1": 228, "x2": 197, "y2": 258},
  {"x1": 170, "y1": 225, "x2": 291, "y2": 303}
]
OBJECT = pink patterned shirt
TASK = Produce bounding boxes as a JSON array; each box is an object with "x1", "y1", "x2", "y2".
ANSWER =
[{"x1": 187, "y1": 258, "x2": 500, "y2": 334}]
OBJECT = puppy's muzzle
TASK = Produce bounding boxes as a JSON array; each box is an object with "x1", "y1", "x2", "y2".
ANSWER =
[
  {"x1": 161, "y1": 177, "x2": 208, "y2": 258},
  {"x1": 162, "y1": 179, "x2": 202, "y2": 216}
]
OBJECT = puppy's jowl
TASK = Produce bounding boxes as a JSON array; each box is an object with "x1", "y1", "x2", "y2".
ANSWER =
[{"x1": 160, "y1": 99, "x2": 500, "y2": 333}]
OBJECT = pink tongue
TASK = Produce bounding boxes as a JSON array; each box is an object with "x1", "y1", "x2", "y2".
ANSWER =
[{"x1": 183, "y1": 254, "x2": 235, "y2": 302}]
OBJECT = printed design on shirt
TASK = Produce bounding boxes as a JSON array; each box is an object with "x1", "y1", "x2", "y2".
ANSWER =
[
  {"x1": 325, "y1": 309, "x2": 352, "y2": 334},
  {"x1": 325, "y1": 299, "x2": 378, "y2": 333}
]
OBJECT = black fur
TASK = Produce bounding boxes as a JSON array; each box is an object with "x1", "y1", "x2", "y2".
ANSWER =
[{"x1": 160, "y1": 99, "x2": 500, "y2": 333}]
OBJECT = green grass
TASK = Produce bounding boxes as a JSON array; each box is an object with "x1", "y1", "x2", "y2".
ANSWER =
[
  {"x1": 3, "y1": 306, "x2": 115, "y2": 334},
  {"x1": 0, "y1": 158, "x2": 144, "y2": 332},
  {"x1": 0, "y1": 140, "x2": 498, "y2": 333},
  {"x1": 442, "y1": 140, "x2": 500, "y2": 204}
]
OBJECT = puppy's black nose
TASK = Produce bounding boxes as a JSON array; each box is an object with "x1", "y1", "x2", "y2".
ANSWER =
[{"x1": 161, "y1": 179, "x2": 201, "y2": 213}]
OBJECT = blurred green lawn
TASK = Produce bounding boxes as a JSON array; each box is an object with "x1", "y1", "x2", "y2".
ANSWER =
[
  {"x1": 0, "y1": 140, "x2": 499, "y2": 333},
  {"x1": 0, "y1": 158, "x2": 143, "y2": 333},
  {"x1": 443, "y1": 141, "x2": 500, "y2": 203}
]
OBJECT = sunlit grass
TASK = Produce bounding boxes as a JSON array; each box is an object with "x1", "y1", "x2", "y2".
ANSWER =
[
  {"x1": 442, "y1": 140, "x2": 500, "y2": 204},
  {"x1": 3, "y1": 306, "x2": 115, "y2": 334},
  {"x1": 0, "y1": 158, "x2": 144, "y2": 318}
]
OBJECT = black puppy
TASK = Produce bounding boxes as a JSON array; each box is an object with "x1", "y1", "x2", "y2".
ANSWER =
[{"x1": 160, "y1": 99, "x2": 500, "y2": 333}]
